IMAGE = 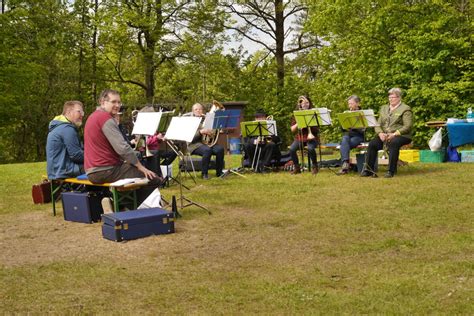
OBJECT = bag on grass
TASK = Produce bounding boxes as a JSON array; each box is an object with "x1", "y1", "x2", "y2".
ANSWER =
[
  {"x1": 428, "y1": 128, "x2": 443, "y2": 151},
  {"x1": 32, "y1": 179, "x2": 51, "y2": 204},
  {"x1": 138, "y1": 188, "x2": 162, "y2": 209},
  {"x1": 446, "y1": 145, "x2": 461, "y2": 162}
]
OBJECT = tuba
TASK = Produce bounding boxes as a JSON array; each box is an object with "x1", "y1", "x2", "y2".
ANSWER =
[{"x1": 202, "y1": 100, "x2": 225, "y2": 147}]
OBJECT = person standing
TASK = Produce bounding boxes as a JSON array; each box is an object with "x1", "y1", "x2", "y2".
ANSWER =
[
  {"x1": 361, "y1": 88, "x2": 413, "y2": 178},
  {"x1": 337, "y1": 95, "x2": 365, "y2": 175},
  {"x1": 46, "y1": 101, "x2": 85, "y2": 179}
]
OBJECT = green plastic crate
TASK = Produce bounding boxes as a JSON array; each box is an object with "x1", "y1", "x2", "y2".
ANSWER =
[{"x1": 419, "y1": 150, "x2": 445, "y2": 163}]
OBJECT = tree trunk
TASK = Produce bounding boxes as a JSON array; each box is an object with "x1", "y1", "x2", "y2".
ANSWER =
[{"x1": 274, "y1": 0, "x2": 285, "y2": 99}]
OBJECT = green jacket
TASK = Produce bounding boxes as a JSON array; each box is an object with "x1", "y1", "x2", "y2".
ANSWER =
[{"x1": 374, "y1": 103, "x2": 413, "y2": 139}]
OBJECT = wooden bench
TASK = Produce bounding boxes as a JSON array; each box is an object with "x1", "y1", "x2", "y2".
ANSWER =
[{"x1": 51, "y1": 178, "x2": 149, "y2": 216}]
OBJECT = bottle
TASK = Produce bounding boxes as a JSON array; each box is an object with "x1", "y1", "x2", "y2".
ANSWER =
[{"x1": 468, "y1": 107, "x2": 473, "y2": 123}]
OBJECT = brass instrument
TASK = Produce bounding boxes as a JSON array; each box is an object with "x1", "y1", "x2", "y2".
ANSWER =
[
  {"x1": 202, "y1": 100, "x2": 225, "y2": 147},
  {"x1": 307, "y1": 126, "x2": 316, "y2": 140}
]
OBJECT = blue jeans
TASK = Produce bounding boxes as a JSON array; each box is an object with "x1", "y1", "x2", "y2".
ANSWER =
[
  {"x1": 289, "y1": 139, "x2": 317, "y2": 166},
  {"x1": 340, "y1": 135, "x2": 364, "y2": 162},
  {"x1": 192, "y1": 144, "x2": 225, "y2": 176}
]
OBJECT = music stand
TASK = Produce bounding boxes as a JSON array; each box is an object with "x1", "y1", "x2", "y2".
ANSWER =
[
  {"x1": 165, "y1": 116, "x2": 210, "y2": 214},
  {"x1": 293, "y1": 108, "x2": 332, "y2": 171},
  {"x1": 210, "y1": 109, "x2": 246, "y2": 178},
  {"x1": 240, "y1": 119, "x2": 278, "y2": 172}
]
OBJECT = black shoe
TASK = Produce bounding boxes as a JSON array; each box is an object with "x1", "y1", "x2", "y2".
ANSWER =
[
  {"x1": 384, "y1": 171, "x2": 394, "y2": 178},
  {"x1": 360, "y1": 170, "x2": 371, "y2": 177},
  {"x1": 202, "y1": 174, "x2": 209, "y2": 180},
  {"x1": 371, "y1": 173, "x2": 379, "y2": 178}
]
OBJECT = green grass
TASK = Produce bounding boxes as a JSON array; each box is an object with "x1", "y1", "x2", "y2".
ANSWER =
[{"x1": 0, "y1": 158, "x2": 473, "y2": 314}]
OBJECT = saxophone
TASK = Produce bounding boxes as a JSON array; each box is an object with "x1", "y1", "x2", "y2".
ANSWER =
[{"x1": 202, "y1": 100, "x2": 225, "y2": 147}]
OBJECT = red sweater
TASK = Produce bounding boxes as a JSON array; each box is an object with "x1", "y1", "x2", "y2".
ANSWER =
[{"x1": 84, "y1": 110, "x2": 121, "y2": 170}]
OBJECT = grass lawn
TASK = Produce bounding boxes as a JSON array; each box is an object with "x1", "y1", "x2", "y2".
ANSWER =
[{"x1": 0, "y1": 157, "x2": 472, "y2": 314}]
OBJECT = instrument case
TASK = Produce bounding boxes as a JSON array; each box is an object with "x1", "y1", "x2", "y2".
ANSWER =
[
  {"x1": 32, "y1": 180, "x2": 51, "y2": 204},
  {"x1": 101, "y1": 208, "x2": 175, "y2": 242},
  {"x1": 61, "y1": 191, "x2": 104, "y2": 223}
]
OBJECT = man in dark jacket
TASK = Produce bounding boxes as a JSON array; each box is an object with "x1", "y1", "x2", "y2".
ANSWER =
[{"x1": 46, "y1": 101, "x2": 85, "y2": 179}]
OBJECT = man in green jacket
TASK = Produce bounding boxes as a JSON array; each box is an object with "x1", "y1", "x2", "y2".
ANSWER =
[{"x1": 361, "y1": 87, "x2": 413, "y2": 178}]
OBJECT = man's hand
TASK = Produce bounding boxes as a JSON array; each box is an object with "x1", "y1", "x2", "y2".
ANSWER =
[
  {"x1": 200, "y1": 128, "x2": 213, "y2": 135},
  {"x1": 137, "y1": 163, "x2": 157, "y2": 180},
  {"x1": 386, "y1": 132, "x2": 396, "y2": 141},
  {"x1": 378, "y1": 132, "x2": 387, "y2": 142}
]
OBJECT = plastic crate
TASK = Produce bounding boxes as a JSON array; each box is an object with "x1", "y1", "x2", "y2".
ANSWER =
[
  {"x1": 460, "y1": 150, "x2": 474, "y2": 163},
  {"x1": 419, "y1": 150, "x2": 445, "y2": 163},
  {"x1": 399, "y1": 149, "x2": 419, "y2": 162}
]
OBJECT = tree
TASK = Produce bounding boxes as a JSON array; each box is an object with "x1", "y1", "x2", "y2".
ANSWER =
[
  {"x1": 304, "y1": 0, "x2": 473, "y2": 146},
  {"x1": 221, "y1": 0, "x2": 319, "y2": 100}
]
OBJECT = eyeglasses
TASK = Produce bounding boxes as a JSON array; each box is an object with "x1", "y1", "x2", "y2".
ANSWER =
[
  {"x1": 106, "y1": 100, "x2": 122, "y2": 106},
  {"x1": 388, "y1": 95, "x2": 400, "y2": 99}
]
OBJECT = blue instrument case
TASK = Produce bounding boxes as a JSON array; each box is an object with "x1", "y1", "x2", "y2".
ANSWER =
[
  {"x1": 101, "y1": 208, "x2": 175, "y2": 242},
  {"x1": 61, "y1": 191, "x2": 104, "y2": 223}
]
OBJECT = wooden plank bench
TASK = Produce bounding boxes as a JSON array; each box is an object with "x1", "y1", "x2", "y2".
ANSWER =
[{"x1": 51, "y1": 178, "x2": 149, "y2": 216}]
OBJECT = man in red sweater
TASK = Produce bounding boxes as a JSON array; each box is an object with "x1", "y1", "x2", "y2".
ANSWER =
[{"x1": 84, "y1": 89, "x2": 158, "y2": 184}]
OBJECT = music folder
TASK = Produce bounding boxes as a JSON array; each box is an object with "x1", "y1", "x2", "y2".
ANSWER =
[
  {"x1": 337, "y1": 109, "x2": 378, "y2": 129},
  {"x1": 293, "y1": 108, "x2": 332, "y2": 128}
]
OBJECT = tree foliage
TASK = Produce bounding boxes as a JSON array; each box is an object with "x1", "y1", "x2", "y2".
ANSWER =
[{"x1": 0, "y1": 0, "x2": 471, "y2": 163}]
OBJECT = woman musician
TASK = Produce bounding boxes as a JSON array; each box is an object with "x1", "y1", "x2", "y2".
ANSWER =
[
  {"x1": 289, "y1": 95, "x2": 319, "y2": 175},
  {"x1": 243, "y1": 110, "x2": 281, "y2": 173}
]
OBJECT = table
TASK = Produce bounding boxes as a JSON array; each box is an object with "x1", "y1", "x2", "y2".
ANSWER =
[
  {"x1": 51, "y1": 178, "x2": 148, "y2": 216},
  {"x1": 446, "y1": 123, "x2": 474, "y2": 147}
]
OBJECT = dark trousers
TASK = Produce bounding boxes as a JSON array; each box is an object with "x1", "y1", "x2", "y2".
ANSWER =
[
  {"x1": 366, "y1": 136, "x2": 411, "y2": 174},
  {"x1": 87, "y1": 163, "x2": 154, "y2": 205},
  {"x1": 192, "y1": 144, "x2": 225, "y2": 176},
  {"x1": 289, "y1": 139, "x2": 317, "y2": 166},
  {"x1": 245, "y1": 141, "x2": 281, "y2": 168},
  {"x1": 145, "y1": 150, "x2": 177, "y2": 177}
]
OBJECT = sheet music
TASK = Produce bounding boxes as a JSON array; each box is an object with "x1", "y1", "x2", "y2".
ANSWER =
[
  {"x1": 316, "y1": 107, "x2": 332, "y2": 125},
  {"x1": 362, "y1": 109, "x2": 379, "y2": 127},
  {"x1": 165, "y1": 116, "x2": 202, "y2": 142},
  {"x1": 131, "y1": 112, "x2": 162, "y2": 135},
  {"x1": 203, "y1": 112, "x2": 215, "y2": 129}
]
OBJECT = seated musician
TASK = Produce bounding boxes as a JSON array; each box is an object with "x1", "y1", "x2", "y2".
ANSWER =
[
  {"x1": 185, "y1": 103, "x2": 225, "y2": 180},
  {"x1": 46, "y1": 100, "x2": 85, "y2": 179},
  {"x1": 337, "y1": 95, "x2": 365, "y2": 175},
  {"x1": 243, "y1": 110, "x2": 281, "y2": 173},
  {"x1": 146, "y1": 132, "x2": 177, "y2": 177},
  {"x1": 289, "y1": 95, "x2": 319, "y2": 175},
  {"x1": 361, "y1": 87, "x2": 413, "y2": 178}
]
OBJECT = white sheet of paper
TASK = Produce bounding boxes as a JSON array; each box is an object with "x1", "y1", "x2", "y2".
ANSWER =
[
  {"x1": 316, "y1": 108, "x2": 332, "y2": 125},
  {"x1": 362, "y1": 109, "x2": 379, "y2": 127},
  {"x1": 131, "y1": 112, "x2": 162, "y2": 135},
  {"x1": 203, "y1": 112, "x2": 215, "y2": 129},
  {"x1": 165, "y1": 116, "x2": 201, "y2": 142},
  {"x1": 267, "y1": 120, "x2": 278, "y2": 136}
]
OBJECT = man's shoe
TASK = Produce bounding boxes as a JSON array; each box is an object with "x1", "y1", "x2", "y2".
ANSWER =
[
  {"x1": 384, "y1": 171, "x2": 394, "y2": 178},
  {"x1": 202, "y1": 174, "x2": 209, "y2": 180},
  {"x1": 337, "y1": 168, "x2": 348, "y2": 175},
  {"x1": 360, "y1": 170, "x2": 371, "y2": 177},
  {"x1": 311, "y1": 166, "x2": 319, "y2": 175},
  {"x1": 101, "y1": 197, "x2": 114, "y2": 214}
]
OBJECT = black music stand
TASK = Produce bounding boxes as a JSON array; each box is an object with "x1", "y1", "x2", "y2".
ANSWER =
[
  {"x1": 240, "y1": 120, "x2": 278, "y2": 172},
  {"x1": 165, "y1": 117, "x2": 210, "y2": 214},
  {"x1": 293, "y1": 108, "x2": 332, "y2": 171}
]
